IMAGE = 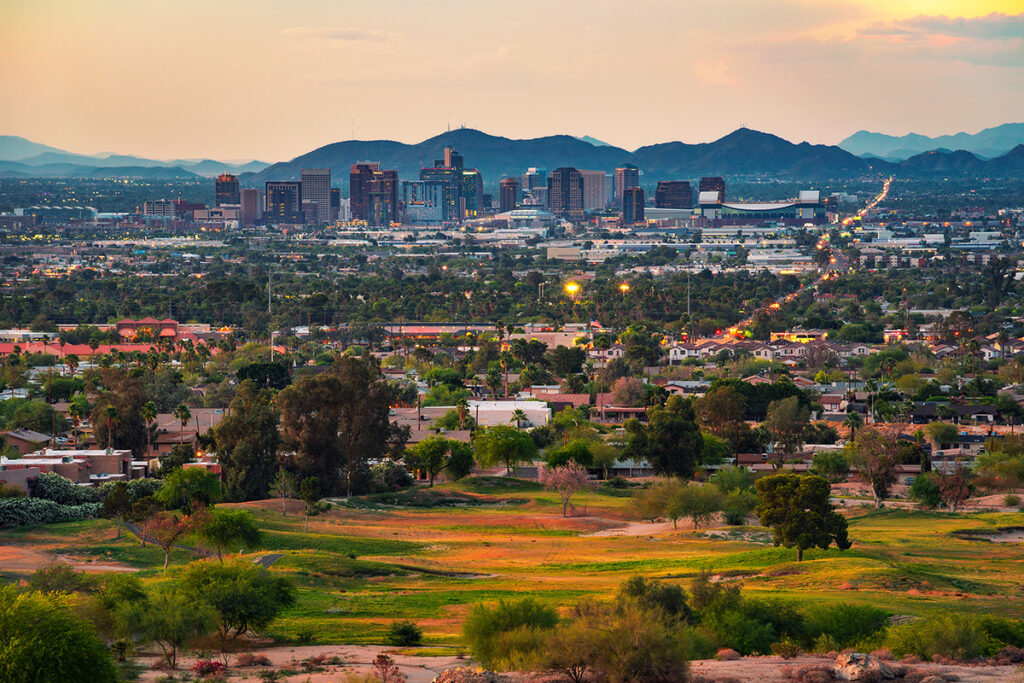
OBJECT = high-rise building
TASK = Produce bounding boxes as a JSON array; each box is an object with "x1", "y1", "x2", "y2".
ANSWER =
[
  {"x1": 402, "y1": 180, "x2": 445, "y2": 223},
  {"x1": 655, "y1": 181, "x2": 693, "y2": 209},
  {"x1": 614, "y1": 166, "x2": 640, "y2": 204},
  {"x1": 623, "y1": 187, "x2": 645, "y2": 224},
  {"x1": 420, "y1": 166, "x2": 461, "y2": 221},
  {"x1": 330, "y1": 188, "x2": 341, "y2": 222},
  {"x1": 300, "y1": 168, "x2": 331, "y2": 224},
  {"x1": 240, "y1": 188, "x2": 262, "y2": 226},
  {"x1": 460, "y1": 170, "x2": 483, "y2": 218},
  {"x1": 215, "y1": 173, "x2": 240, "y2": 207},
  {"x1": 435, "y1": 147, "x2": 464, "y2": 172},
  {"x1": 699, "y1": 176, "x2": 725, "y2": 202},
  {"x1": 498, "y1": 177, "x2": 520, "y2": 213},
  {"x1": 143, "y1": 199, "x2": 175, "y2": 217},
  {"x1": 265, "y1": 181, "x2": 303, "y2": 224},
  {"x1": 548, "y1": 167, "x2": 584, "y2": 222},
  {"x1": 580, "y1": 170, "x2": 607, "y2": 212},
  {"x1": 350, "y1": 163, "x2": 398, "y2": 225}
]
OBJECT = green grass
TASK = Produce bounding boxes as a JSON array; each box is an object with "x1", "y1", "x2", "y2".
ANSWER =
[{"x1": 259, "y1": 529, "x2": 423, "y2": 557}]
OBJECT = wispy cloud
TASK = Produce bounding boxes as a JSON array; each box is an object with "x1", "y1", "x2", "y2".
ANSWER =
[
  {"x1": 860, "y1": 12, "x2": 1024, "y2": 40},
  {"x1": 280, "y1": 27, "x2": 396, "y2": 43}
]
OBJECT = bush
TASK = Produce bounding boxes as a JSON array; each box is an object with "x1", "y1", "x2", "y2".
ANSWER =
[
  {"x1": 462, "y1": 598, "x2": 558, "y2": 669},
  {"x1": 618, "y1": 575, "x2": 692, "y2": 624},
  {"x1": 371, "y1": 459, "x2": 413, "y2": 492},
  {"x1": 236, "y1": 653, "x2": 273, "y2": 667},
  {"x1": 886, "y1": 613, "x2": 992, "y2": 660},
  {"x1": 0, "y1": 497, "x2": 102, "y2": 526},
  {"x1": 32, "y1": 472, "x2": 99, "y2": 505},
  {"x1": 29, "y1": 561, "x2": 95, "y2": 594},
  {"x1": 771, "y1": 639, "x2": 802, "y2": 659},
  {"x1": 386, "y1": 619, "x2": 423, "y2": 646},
  {"x1": 1004, "y1": 494, "x2": 1021, "y2": 507},
  {"x1": 192, "y1": 660, "x2": 227, "y2": 677},
  {"x1": 909, "y1": 473, "x2": 942, "y2": 509},
  {"x1": 803, "y1": 603, "x2": 890, "y2": 648}
]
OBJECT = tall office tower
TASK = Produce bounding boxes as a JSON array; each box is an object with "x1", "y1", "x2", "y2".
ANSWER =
[
  {"x1": 435, "y1": 147, "x2": 464, "y2": 171},
  {"x1": 499, "y1": 177, "x2": 520, "y2": 212},
  {"x1": 614, "y1": 166, "x2": 640, "y2": 204},
  {"x1": 300, "y1": 168, "x2": 331, "y2": 223},
  {"x1": 215, "y1": 173, "x2": 240, "y2": 206},
  {"x1": 623, "y1": 187, "x2": 645, "y2": 224},
  {"x1": 580, "y1": 170, "x2": 607, "y2": 212},
  {"x1": 699, "y1": 176, "x2": 726, "y2": 202},
  {"x1": 655, "y1": 181, "x2": 693, "y2": 209},
  {"x1": 402, "y1": 180, "x2": 445, "y2": 223},
  {"x1": 420, "y1": 165, "x2": 461, "y2": 221},
  {"x1": 330, "y1": 188, "x2": 341, "y2": 222},
  {"x1": 240, "y1": 188, "x2": 262, "y2": 226},
  {"x1": 520, "y1": 167, "x2": 547, "y2": 193},
  {"x1": 350, "y1": 162, "x2": 381, "y2": 221},
  {"x1": 547, "y1": 167, "x2": 584, "y2": 222},
  {"x1": 367, "y1": 169, "x2": 398, "y2": 226},
  {"x1": 460, "y1": 169, "x2": 483, "y2": 218},
  {"x1": 265, "y1": 181, "x2": 303, "y2": 223}
]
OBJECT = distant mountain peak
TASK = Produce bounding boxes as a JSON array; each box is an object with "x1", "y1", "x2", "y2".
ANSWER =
[{"x1": 839, "y1": 122, "x2": 1024, "y2": 160}]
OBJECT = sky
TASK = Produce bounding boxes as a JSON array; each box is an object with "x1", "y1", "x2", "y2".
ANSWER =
[{"x1": 1, "y1": 0, "x2": 1022, "y2": 162}]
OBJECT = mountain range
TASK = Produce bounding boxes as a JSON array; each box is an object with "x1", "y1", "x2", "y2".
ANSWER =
[
  {"x1": 0, "y1": 136, "x2": 268, "y2": 178},
  {"x1": 838, "y1": 123, "x2": 1024, "y2": 161},
  {"x1": 2, "y1": 127, "x2": 1023, "y2": 185}
]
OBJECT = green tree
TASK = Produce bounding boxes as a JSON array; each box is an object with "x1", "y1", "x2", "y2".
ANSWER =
[
  {"x1": 269, "y1": 469, "x2": 297, "y2": 516},
  {"x1": 462, "y1": 598, "x2": 559, "y2": 670},
  {"x1": 405, "y1": 436, "x2": 474, "y2": 486},
  {"x1": 173, "y1": 403, "x2": 192, "y2": 446},
  {"x1": 199, "y1": 508, "x2": 261, "y2": 560},
  {"x1": 155, "y1": 467, "x2": 222, "y2": 514},
  {"x1": 298, "y1": 476, "x2": 323, "y2": 533},
  {"x1": 909, "y1": 471, "x2": 942, "y2": 508},
  {"x1": 473, "y1": 425, "x2": 538, "y2": 475},
  {"x1": 666, "y1": 483, "x2": 723, "y2": 530},
  {"x1": 140, "y1": 400, "x2": 158, "y2": 455},
  {"x1": 810, "y1": 450, "x2": 850, "y2": 483},
  {"x1": 278, "y1": 356, "x2": 406, "y2": 496},
  {"x1": 763, "y1": 396, "x2": 810, "y2": 467},
  {"x1": 0, "y1": 586, "x2": 117, "y2": 683},
  {"x1": 101, "y1": 480, "x2": 132, "y2": 540},
  {"x1": 694, "y1": 385, "x2": 747, "y2": 449},
  {"x1": 211, "y1": 380, "x2": 280, "y2": 501},
  {"x1": 177, "y1": 560, "x2": 296, "y2": 637},
  {"x1": 755, "y1": 473, "x2": 851, "y2": 562},
  {"x1": 622, "y1": 397, "x2": 703, "y2": 479},
  {"x1": 118, "y1": 584, "x2": 217, "y2": 669}
]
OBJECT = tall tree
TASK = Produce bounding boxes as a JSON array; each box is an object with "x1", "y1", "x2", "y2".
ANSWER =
[
  {"x1": 173, "y1": 403, "x2": 192, "y2": 446},
  {"x1": 405, "y1": 436, "x2": 474, "y2": 486},
  {"x1": 694, "y1": 385, "x2": 747, "y2": 451},
  {"x1": 622, "y1": 396, "x2": 703, "y2": 479},
  {"x1": 212, "y1": 380, "x2": 280, "y2": 501},
  {"x1": 278, "y1": 356, "x2": 406, "y2": 496},
  {"x1": 763, "y1": 396, "x2": 810, "y2": 468},
  {"x1": 846, "y1": 423, "x2": 902, "y2": 508},
  {"x1": 755, "y1": 472, "x2": 851, "y2": 562},
  {"x1": 473, "y1": 425, "x2": 538, "y2": 475}
]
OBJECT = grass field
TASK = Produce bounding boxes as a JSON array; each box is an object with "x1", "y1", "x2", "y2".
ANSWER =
[{"x1": 2, "y1": 476, "x2": 1023, "y2": 648}]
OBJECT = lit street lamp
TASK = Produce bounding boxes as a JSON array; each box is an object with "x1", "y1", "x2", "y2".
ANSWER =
[{"x1": 565, "y1": 282, "x2": 580, "y2": 300}]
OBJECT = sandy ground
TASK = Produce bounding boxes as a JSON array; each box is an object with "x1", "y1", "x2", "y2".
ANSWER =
[
  {"x1": 583, "y1": 519, "x2": 679, "y2": 537},
  {"x1": 0, "y1": 542, "x2": 138, "y2": 574},
  {"x1": 688, "y1": 654, "x2": 1020, "y2": 683},
  {"x1": 136, "y1": 648, "x2": 1022, "y2": 683}
]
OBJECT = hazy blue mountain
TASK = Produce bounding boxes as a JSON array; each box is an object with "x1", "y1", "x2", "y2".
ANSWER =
[
  {"x1": 0, "y1": 159, "x2": 199, "y2": 179},
  {"x1": 839, "y1": 123, "x2": 1024, "y2": 160},
  {"x1": 245, "y1": 127, "x2": 883, "y2": 189},
  {"x1": 575, "y1": 135, "x2": 613, "y2": 147},
  {"x1": 0, "y1": 136, "x2": 68, "y2": 161}
]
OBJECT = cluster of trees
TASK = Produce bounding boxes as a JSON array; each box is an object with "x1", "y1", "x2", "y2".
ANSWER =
[{"x1": 1, "y1": 557, "x2": 295, "y2": 679}]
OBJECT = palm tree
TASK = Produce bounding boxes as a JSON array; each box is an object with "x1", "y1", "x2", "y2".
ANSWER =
[
  {"x1": 141, "y1": 401, "x2": 158, "y2": 456},
  {"x1": 455, "y1": 398, "x2": 470, "y2": 430},
  {"x1": 67, "y1": 402, "x2": 82, "y2": 447},
  {"x1": 173, "y1": 403, "x2": 191, "y2": 446},
  {"x1": 103, "y1": 405, "x2": 119, "y2": 448},
  {"x1": 500, "y1": 351, "x2": 513, "y2": 398},
  {"x1": 510, "y1": 408, "x2": 528, "y2": 429},
  {"x1": 842, "y1": 411, "x2": 863, "y2": 443}
]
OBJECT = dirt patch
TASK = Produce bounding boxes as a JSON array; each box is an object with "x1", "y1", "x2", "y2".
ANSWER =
[
  {"x1": 689, "y1": 654, "x2": 1017, "y2": 682},
  {"x1": 952, "y1": 526, "x2": 1024, "y2": 543},
  {"x1": 0, "y1": 542, "x2": 137, "y2": 575}
]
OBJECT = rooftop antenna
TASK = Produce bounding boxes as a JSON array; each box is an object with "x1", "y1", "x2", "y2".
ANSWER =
[{"x1": 350, "y1": 115, "x2": 354, "y2": 140}]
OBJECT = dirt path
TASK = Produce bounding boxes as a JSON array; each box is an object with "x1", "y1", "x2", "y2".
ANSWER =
[
  {"x1": 583, "y1": 519, "x2": 678, "y2": 537},
  {"x1": 0, "y1": 542, "x2": 138, "y2": 574}
]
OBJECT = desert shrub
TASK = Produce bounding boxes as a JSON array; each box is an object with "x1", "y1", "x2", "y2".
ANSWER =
[
  {"x1": 722, "y1": 489, "x2": 758, "y2": 525},
  {"x1": 28, "y1": 561, "x2": 95, "y2": 594},
  {"x1": 618, "y1": 575, "x2": 692, "y2": 624},
  {"x1": 236, "y1": 653, "x2": 273, "y2": 667},
  {"x1": 908, "y1": 473, "x2": 942, "y2": 509},
  {"x1": 539, "y1": 601, "x2": 693, "y2": 683},
  {"x1": 886, "y1": 613, "x2": 991, "y2": 660},
  {"x1": 811, "y1": 633, "x2": 841, "y2": 654},
  {"x1": 0, "y1": 497, "x2": 102, "y2": 526},
  {"x1": 695, "y1": 576, "x2": 803, "y2": 656},
  {"x1": 803, "y1": 603, "x2": 890, "y2": 648},
  {"x1": 771, "y1": 638, "x2": 803, "y2": 659},
  {"x1": 387, "y1": 619, "x2": 423, "y2": 646},
  {"x1": 33, "y1": 472, "x2": 99, "y2": 505},
  {"x1": 192, "y1": 659, "x2": 227, "y2": 677},
  {"x1": 1004, "y1": 493, "x2": 1021, "y2": 507},
  {"x1": 977, "y1": 616, "x2": 1024, "y2": 649},
  {"x1": 462, "y1": 598, "x2": 558, "y2": 669}
]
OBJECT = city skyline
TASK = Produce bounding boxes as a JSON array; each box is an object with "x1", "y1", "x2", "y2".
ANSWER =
[{"x1": 2, "y1": 1, "x2": 1023, "y2": 161}]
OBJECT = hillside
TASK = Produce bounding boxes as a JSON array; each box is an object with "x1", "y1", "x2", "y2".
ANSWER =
[{"x1": 840, "y1": 123, "x2": 1024, "y2": 160}]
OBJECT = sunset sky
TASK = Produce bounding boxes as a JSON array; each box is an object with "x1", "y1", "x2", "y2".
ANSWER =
[{"x1": 2, "y1": 1, "x2": 1022, "y2": 161}]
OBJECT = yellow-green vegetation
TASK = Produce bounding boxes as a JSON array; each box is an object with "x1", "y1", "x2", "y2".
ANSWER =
[{"x1": 1, "y1": 476, "x2": 1022, "y2": 647}]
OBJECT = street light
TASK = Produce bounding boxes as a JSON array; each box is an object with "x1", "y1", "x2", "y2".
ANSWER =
[
  {"x1": 565, "y1": 282, "x2": 580, "y2": 299},
  {"x1": 619, "y1": 282, "x2": 630, "y2": 297}
]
